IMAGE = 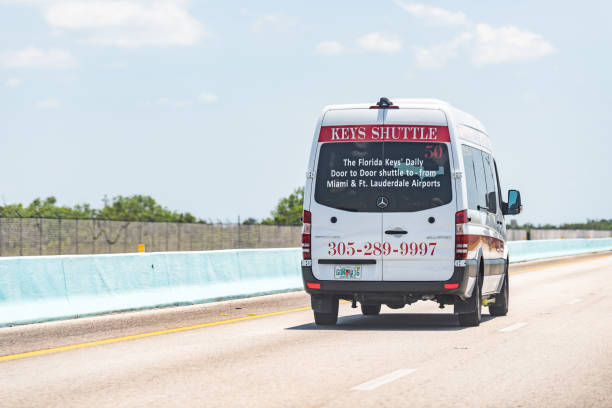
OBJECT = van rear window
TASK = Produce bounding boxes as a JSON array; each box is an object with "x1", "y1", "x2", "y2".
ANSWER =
[{"x1": 315, "y1": 142, "x2": 452, "y2": 212}]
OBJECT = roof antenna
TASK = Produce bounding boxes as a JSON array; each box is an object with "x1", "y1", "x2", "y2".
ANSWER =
[
  {"x1": 370, "y1": 97, "x2": 398, "y2": 109},
  {"x1": 376, "y1": 97, "x2": 393, "y2": 107}
]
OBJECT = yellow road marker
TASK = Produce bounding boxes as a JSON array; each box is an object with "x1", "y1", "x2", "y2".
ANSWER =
[
  {"x1": 1, "y1": 252, "x2": 610, "y2": 363},
  {"x1": 0, "y1": 306, "x2": 312, "y2": 363}
]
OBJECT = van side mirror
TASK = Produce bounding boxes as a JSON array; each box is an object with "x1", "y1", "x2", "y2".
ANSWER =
[{"x1": 506, "y1": 190, "x2": 522, "y2": 215}]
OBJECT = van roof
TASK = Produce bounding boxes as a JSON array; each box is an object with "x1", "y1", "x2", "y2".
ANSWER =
[{"x1": 322, "y1": 98, "x2": 488, "y2": 137}]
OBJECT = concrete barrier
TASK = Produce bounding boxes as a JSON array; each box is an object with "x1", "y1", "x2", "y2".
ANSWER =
[
  {"x1": 507, "y1": 238, "x2": 612, "y2": 263},
  {"x1": 1, "y1": 239, "x2": 611, "y2": 327},
  {"x1": 506, "y1": 229, "x2": 527, "y2": 241},
  {"x1": 0, "y1": 248, "x2": 302, "y2": 327}
]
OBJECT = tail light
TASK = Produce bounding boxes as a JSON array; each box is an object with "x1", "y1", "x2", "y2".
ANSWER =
[
  {"x1": 455, "y1": 210, "x2": 468, "y2": 260},
  {"x1": 302, "y1": 210, "x2": 311, "y2": 259},
  {"x1": 455, "y1": 209, "x2": 468, "y2": 224}
]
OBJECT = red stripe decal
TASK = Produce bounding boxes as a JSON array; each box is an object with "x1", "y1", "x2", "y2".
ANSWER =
[
  {"x1": 461, "y1": 234, "x2": 505, "y2": 248},
  {"x1": 318, "y1": 125, "x2": 450, "y2": 143}
]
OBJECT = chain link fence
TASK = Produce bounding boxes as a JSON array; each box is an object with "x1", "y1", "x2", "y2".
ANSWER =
[
  {"x1": 0, "y1": 218, "x2": 301, "y2": 257},
  {"x1": 1, "y1": 217, "x2": 608, "y2": 257}
]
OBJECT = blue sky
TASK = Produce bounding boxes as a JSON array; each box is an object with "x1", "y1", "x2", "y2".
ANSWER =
[{"x1": 0, "y1": 0, "x2": 610, "y2": 225}]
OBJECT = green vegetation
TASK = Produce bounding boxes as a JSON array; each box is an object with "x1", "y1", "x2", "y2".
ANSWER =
[
  {"x1": 0, "y1": 195, "x2": 204, "y2": 223},
  {"x1": 510, "y1": 219, "x2": 612, "y2": 231},
  {"x1": 241, "y1": 217, "x2": 258, "y2": 225},
  {"x1": 8, "y1": 190, "x2": 606, "y2": 229},
  {"x1": 260, "y1": 187, "x2": 304, "y2": 226}
]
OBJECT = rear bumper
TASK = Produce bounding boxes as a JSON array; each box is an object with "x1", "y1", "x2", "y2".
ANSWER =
[{"x1": 302, "y1": 260, "x2": 478, "y2": 300}]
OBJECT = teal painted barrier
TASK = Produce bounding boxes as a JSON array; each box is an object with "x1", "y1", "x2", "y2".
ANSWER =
[
  {"x1": 507, "y1": 238, "x2": 612, "y2": 263},
  {"x1": 0, "y1": 239, "x2": 611, "y2": 327},
  {"x1": 0, "y1": 248, "x2": 302, "y2": 327}
]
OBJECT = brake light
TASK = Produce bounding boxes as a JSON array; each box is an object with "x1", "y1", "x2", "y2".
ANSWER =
[
  {"x1": 455, "y1": 210, "x2": 468, "y2": 260},
  {"x1": 444, "y1": 283, "x2": 459, "y2": 289},
  {"x1": 302, "y1": 210, "x2": 311, "y2": 259},
  {"x1": 369, "y1": 105, "x2": 399, "y2": 109},
  {"x1": 306, "y1": 282, "x2": 320, "y2": 289},
  {"x1": 455, "y1": 209, "x2": 468, "y2": 224}
]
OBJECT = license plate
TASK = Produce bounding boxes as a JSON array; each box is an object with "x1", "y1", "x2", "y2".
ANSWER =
[{"x1": 334, "y1": 265, "x2": 362, "y2": 280}]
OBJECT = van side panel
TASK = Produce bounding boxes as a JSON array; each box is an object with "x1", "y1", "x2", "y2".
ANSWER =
[{"x1": 459, "y1": 142, "x2": 507, "y2": 295}]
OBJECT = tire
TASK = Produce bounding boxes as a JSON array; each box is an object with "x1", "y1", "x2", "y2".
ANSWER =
[
  {"x1": 489, "y1": 266, "x2": 509, "y2": 316},
  {"x1": 361, "y1": 304, "x2": 381, "y2": 315},
  {"x1": 313, "y1": 298, "x2": 339, "y2": 326},
  {"x1": 458, "y1": 273, "x2": 482, "y2": 327}
]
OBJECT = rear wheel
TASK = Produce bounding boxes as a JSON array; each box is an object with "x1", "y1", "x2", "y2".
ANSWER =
[
  {"x1": 458, "y1": 273, "x2": 482, "y2": 327},
  {"x1": 361, "y1": 304, "x2": 381, "y2": 315},
  {"x1": 489, "y1": 266, "x2": 509, "y2": 316}
]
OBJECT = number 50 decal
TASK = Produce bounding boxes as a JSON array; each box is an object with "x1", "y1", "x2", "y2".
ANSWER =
[{"x1": 425, "y1": 144, "x2": 444, "y2": 159}]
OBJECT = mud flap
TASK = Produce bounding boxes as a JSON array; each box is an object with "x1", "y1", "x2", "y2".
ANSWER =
[
  {"x1": 454, "y1": 294, "x2": 477, "y2": 314},
  {"x1": 311, "y1": 295, "x2": 336, "y2": 313}
]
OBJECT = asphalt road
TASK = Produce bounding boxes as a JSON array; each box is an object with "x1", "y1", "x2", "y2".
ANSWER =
[{"x1": 1, "y1": 252, "x2": 612, "y2": 408}]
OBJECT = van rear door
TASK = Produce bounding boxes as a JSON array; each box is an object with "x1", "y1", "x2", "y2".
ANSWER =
[
  {"x1": 310, "y1": 108, "x2": 384, "y2": 281},
  {"x1": 380, "y1": 109, "x2": 456, "y2": 281}
]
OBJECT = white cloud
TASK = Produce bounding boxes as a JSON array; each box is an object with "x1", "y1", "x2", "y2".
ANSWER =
[
  {"x1": 357, "y1": 32, "x2": 402, "y2": 53},
  {"x1": 5, "y1": 77, "x2": 22, "y2": 87},
  {"x1": 42, "y1": 1, "x2": 206, "y2": 47},
  {"x1": 36, "y1": 99, "x2": 61, "y2": 109},
  {"x1": 198, "y1": 92, "x2": 218, "y2": 103},
  {"x1": 395, "y1": 1, "x2": 470, "y2": 26},
  {"x1": 314, "y1": 40, "x2": 344, "y2": 55},
  {"x1": 397, "y1": 3, "x2": 555, "y2": 68},
  {"x1": 0, "y1": 47, "x2": 76, "y2": 68},
  {"x1": 471, "y1": 24, "x2": 555, "y2": 66},
  {"x1": 0, "y1": 0, "x2": 54, "y2": 4},
  {"x1": 251, "y1": 13, "x2": 298, "y2": 33},
  {"x1": 413, "y1": 32, "x2": 472, "y2": 68}
]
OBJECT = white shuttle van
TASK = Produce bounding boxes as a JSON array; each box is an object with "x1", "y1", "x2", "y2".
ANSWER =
[{"x1": 301, "y1": 98, "x2": 522, "y2": 327}]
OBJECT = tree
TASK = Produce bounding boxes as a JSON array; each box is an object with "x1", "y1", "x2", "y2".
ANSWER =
[
  {"x1": 508, "y1": 219, "x2": 612, "y2": 231},
  {"x1": 261, "y1": 187, "x2": 304, "y2": 226},
  {"x1": 0, "y1": 195, "x2": 205, "y2": 223},
  {"x1": 242, "y1": 217, "x2": 258, "y2": 225},
  {"x1": 0, "y1": 196, "x2": 95, "y2": 219},
  {"x1": 97, "y1": 195, "x2": 200, "y2": 223}
]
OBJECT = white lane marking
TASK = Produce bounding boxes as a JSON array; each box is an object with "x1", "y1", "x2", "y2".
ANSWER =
[
  {"x1": 566, "y1": 298, "x2": 582, "y2": 305},
  {"x1": 351, "y1": 369, "x2": 417, "y2": 391},
  {"x1": 498, "y1": 322, "x2": 527, "y2": 332}
]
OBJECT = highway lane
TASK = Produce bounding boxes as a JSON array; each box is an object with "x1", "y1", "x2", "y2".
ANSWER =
[{"x1": 1, "y1": 253, "x2": 611, "y2": 407}]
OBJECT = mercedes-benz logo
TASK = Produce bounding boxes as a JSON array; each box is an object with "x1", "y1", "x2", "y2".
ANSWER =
[{"x1": 376, "y1": 196, "x2": 388, "y2": 209}]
